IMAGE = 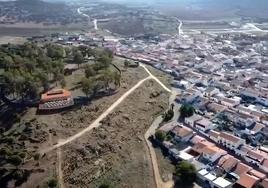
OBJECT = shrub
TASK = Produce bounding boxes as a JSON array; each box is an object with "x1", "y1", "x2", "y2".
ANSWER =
[
  {"x1": 8, "y1": 155, "x2": 23, "y2": 166},
  {"x1": 175, "y1": 161, "x2": 197, "y2": 186},
  {"x1": 180, "y1": 105, "x2": 195, "y2": 118},
  {"x1": 155, "y1": 130, "x2": 166, "y2": 142},
  {"x1": 2, "y1": 136, "x2": 15, "y2": 144},
  {"x1": 47, "y1": 178, "x2": 58, "y2": 188},
  {"x1": 33, "y1": 153, "x2": 40, "y2": 161}
]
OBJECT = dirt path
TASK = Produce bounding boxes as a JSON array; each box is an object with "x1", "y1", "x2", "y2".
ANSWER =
[
  {"x1": 143, "y1": 72, "x2": 177, "y2": 188},
  {"x1": 41, "y1": 76, "x2": 151, "y2": 154},
  {"x1": 57, "y1": 145, "x2": 64, "y2": 188},
  {"x1": 140, "y1": 64, "x2": 171, "y2": 93},
  {"x1": 41, "y1": 64, "x2": 173, "y2": 188}
]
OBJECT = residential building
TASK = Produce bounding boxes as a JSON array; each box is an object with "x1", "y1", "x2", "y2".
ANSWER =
[
  {"x1": 195, "y1": 117, "x2": 214, "y2": 132},
  {"x1": 232, "y1": 162, "x2": 252, "y2": 176},
  {"x1": 38, "y1": 89, "x2": 74, "y2": 110},
  {"x1": 207, "y1": 130, "x2": 220, "y2": 142},
  {"x1": 244, "y1": 149, "x2": 266, "y2": 166},
  {"x1": 233, "y1": 173, "x2": 259, "y2": 188},
  {"x1": 217, "y1": 154, "x2": 240, "y2": 173},
  {"x1": 220, "y1": 97, "x2": 241, "y2": 108},
  {"x1": 171, "y1": 125, "x2": 194, "y2": 142},
  {"x1": 212, "y1": 177, "x2": 232, "y2": 188},
  {"x1": 217, "y1": 132, "x2": 245, "y2": 150},
  {"x1": 204, "y1": 87, "x2": 220, "y2": 97},
  {"x1": 260, "y1": 159, "x2": 268, "y2": 173},
  {"x1": 185, "y1": 114, "x2": 202, "y2": 127}
]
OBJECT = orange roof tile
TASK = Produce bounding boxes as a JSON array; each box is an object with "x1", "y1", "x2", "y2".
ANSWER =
[
  {"x1": 248, "y1": 169, "x2": 266, "y2": 179},
  {"x1": 189, "y1": 135, "x2": 206, "y2": 144},
  {"x1": 217, "y1": 155, "x2": 230, "y2": 166},
  {"x1": 247, "y1": 150, "x2": 265, "y2": 162},
  {"x1": 233, "y1": 163, "x2": 252, "y2": 176},
  {"x1": 172, "y1": 125, "x2": 193, "y2": 138},
  {"x1": 41, "y1": 89, "x2": 72, "y2": 102},
  {"x1": 219, "y1": 132, "x2": 241, "y2": 143},
  {"x1": 221, "y1": 156, "x2": 240, "y2": 172},
  {"x1": 235, "y1": 173, "x2": 259, "y2": 188},
  {"x1": 208, "y1": 130, "x2": 220, "y2": 139},
  {"x1": 261, "y1": 159, "x2": 268, "y2": 170}
]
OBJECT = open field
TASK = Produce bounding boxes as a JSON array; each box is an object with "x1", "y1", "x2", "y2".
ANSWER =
[
  {"x1": 0, "y1": 57, "x2": 171, "y2": 188},
  {"x1": 0, "y1": 23, "x2": 91, "y2": 37},
  {"x1": 62, "y1": 79, "x2": 169, "y2": 187}
]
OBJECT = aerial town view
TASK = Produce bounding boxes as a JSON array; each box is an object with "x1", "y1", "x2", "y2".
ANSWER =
[{"x1": 0, "y1": 0, "x2": 268, "y2": 188}]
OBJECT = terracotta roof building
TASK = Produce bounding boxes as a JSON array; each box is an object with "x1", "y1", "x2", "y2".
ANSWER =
[
  {"x1": 39, "y1": 89, "x2": 74, "y2": 110},
  {"x1": 233, "y1": 173, "x2": 259, "y2": 188},
  {"x1": 218, "y1": 132, "x2": 245, "y2": 150}
]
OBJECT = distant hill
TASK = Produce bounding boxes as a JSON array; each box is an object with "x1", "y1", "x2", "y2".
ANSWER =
[{"x1": 0, "y1": 0, "x2": 85, "y2": 25}]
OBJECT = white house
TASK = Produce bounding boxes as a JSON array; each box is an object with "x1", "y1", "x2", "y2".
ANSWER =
[
  {"x1": 212, "y1": 177, "x2": 232, "y2": 188},
  {"x1": 244, "y1": 149, "x2": 265, "y2": 166},
  {"x1": 235, "y1": 145, "x2": 252, "y2": 157},
  {"x1": 185, "y1": 114, "x2": 202, "y2": 127},
  {"x1": 201, "y1": 145, "x2": 227, "y2": 163},
  {"x1": 207, "y1": 130, "x2": 220, "y2": 142},
  {"x1": 217, "y1": 132, "x2": 245, "y2": 150},
  {"x1": 204, "y1": 87, "x2": 220, "y2": 97},
  {"x1": 220, "y1": 97, "x2": 241, "y2": 108},
  {"x1": 171, "y1": 125, "x2": 194, "y2": 142},
  {"x1": 195, "y1": 118, "x2": 214, "y2": 132}
]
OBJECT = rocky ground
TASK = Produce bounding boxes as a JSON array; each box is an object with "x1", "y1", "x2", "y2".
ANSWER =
[
  {"x1": 62, "y1": 79, "x2": 170, "y2": 188},
  {"x1": 0, "y1": 57, "x2": 171, "y2": 188}
]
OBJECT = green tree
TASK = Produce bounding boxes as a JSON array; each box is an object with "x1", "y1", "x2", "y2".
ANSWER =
[
  {"x1": 73, "y1": 50, "x2": 84, "y2": 68},
  {"x1": 162, "y1": 105, "x2": 174, "y2": 122},
  {"x1": 99, "y1": 182, "x2": 114, "y2": 188},
  {"x1": 81, "y1": 78, "x2": 94, "y2": 98},
  {"x1": 180, "y1": 105, "x2": 195, "y2": 118},
  {"x1": 175, "y1": 161, "x2": 196, "y2": 186},
  {"x1": 47, "y1": 178, "x2": 58, "y2": 188},
  {"x1": 97, "y1": 53, "x2": 112, "y2": 68},
  {"x1": 155, "y1": 130, "x2": 166, "y2": 142},
  {"x1": 85, "y1": 65, "x2": 96, "y2": 78}
]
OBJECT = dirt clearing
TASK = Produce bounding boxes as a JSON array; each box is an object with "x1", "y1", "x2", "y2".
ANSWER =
[{"x1": 62, "y1": 79, "x2": 170, "y2": 188}]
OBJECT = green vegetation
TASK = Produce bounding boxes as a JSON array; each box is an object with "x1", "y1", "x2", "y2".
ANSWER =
[
  {"x1": 99, "y1": 182, "x2": 114, "y2": 188},
  {"x1": 162, "y1": 105, "x2": 174, "y2": 122},
  {"x1": 155, "y1": 130, "x2": 166, "y2": 142},
  {"x1": 7, "y1": 155, "x2": 23, "y2": 166},
  {"x1": 0, "y1": 42, "x2": 120, "y2": 104},
  {"x1": 47, "y1": 178, "x2": 58, "y2": 188},
  {"x1": 175, "y1": 161, "x2": 197, "y2": 186},
  {"x1": 80, "y1": 49, "x2": 121, "y2": 98},
  {"x1": 0, "y1": 43, "x2": 66, "y2": 103},
  {"x1": 180, "y1": 105, "x2": 195, "y2": 118}
]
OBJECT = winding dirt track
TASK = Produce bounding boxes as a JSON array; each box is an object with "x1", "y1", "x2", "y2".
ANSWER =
[{"x1": 41, "y1": 64, "x2": 173, "y2": 188}]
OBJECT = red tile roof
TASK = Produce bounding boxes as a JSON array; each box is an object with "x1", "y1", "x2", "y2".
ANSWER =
[
  {"x1": 219, "y1": 132, "x2": 241, "y2": 143},
  {"x1": 233, "y1": 163, "x2": 252, "y2": 176},
  {"x1": 235, "y1": 173, "x2": 259, "y2": 188},
  {"x1": 41, "y1": 89, "x2": 72, "y2": 102},
  {"x1": 248, "y1": 169, "x2": 266, "y2": 179}
]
